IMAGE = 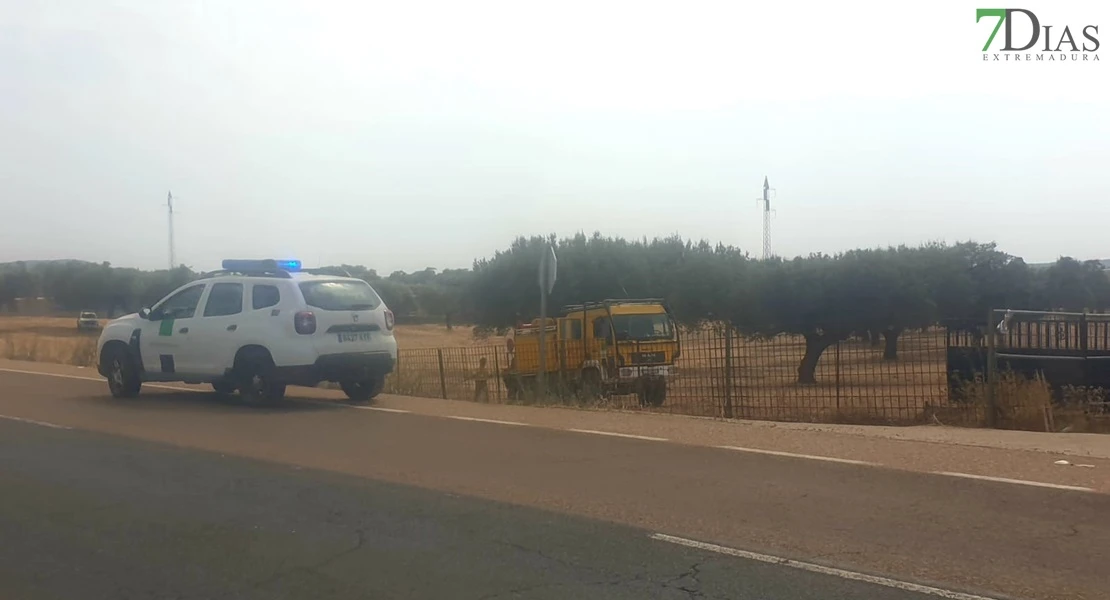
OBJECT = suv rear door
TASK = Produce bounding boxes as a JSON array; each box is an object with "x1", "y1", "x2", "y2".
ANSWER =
[{"x1": 297, "y1": 279, "x2": 388, "y2": 356}]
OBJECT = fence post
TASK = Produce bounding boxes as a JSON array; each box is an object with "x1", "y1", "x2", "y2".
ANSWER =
[
  {"x1": 559, "y1": 339, "x2": 567, "y2": 398},
  {"x1": 1080, "y1": 311, "x2": 1089, "y2": 390},
  {"x1": 985, "y1": 308, "x2": 998, "y2": 428},
  {"x1": 494, "y1": 352, "x2": 503, "y2": 403},
  {"x1": 437, "y1": 348, "x2": 448, "y2": 399},
  {"x1": 1080, "y1": 311, "x2": 1089, "y2": 352},
  {"x1": 723, "y1": 328, "x2": 734, "y2": 419},
  {"x1": 387, "y1": 352, "x2": 400, "y2": 394},
  {"x1": 835, "y1": 340, "x2": 841, "y2": 416}
]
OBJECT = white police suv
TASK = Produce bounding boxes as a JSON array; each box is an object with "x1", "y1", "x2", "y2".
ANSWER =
[{"x1": 96, "y1": 259, "x2": 397, "y2": 405}]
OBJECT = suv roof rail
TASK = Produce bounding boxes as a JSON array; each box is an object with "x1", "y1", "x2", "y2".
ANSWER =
[
  {"x1": 201, "y1": 269, "x2": 293, "y2": 279},
  {"x1": 302, "y1": 267, "x2": 353, "y2": 277}
]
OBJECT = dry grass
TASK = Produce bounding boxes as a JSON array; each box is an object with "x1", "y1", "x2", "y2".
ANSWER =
[
  {"x1": 0, "y1": 333, "x2": 98, "y2": 367},
  {"x1": 0, "y1": 316, "x2": 105, "y2": 338},
  {"x1": 930, "y1": 371, "x2": 1110, "y2": 433},
  {"x1": 942, "y1": 371, "x2": 1052, "y2": 429}
]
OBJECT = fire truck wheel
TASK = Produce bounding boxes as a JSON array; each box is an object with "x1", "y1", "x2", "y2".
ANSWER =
[
  {"x1": 650, "y1": 380, "x2": 668, "y2": 406},
  {"x1": 579, "y1": 369, "x2": 602, "y2": 401},
  {"x1": 639, "y1": 379, "x2": 667, "y2": 407}
]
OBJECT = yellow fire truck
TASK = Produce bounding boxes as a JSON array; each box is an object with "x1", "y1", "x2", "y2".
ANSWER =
[{"x1": 502, "y1": 299, "x2": 680, "y2": 406}]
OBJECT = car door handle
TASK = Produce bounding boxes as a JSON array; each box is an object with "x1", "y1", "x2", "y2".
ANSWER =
[
  {"x1": 179, "y1": 327, "x2": 189, "y2": 334},
  {"x1": 227, "y1": 324, "x2": 238, "y2": 331}
]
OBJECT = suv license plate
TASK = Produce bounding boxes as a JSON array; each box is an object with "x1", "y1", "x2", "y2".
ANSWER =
[{"x1": 338, "y1": 332, "x2": 372, "y2": 343}]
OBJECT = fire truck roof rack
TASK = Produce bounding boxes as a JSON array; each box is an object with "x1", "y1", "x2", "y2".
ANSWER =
[{"x1": 561, "y1": 298, "x2": 666, "y2": 313}]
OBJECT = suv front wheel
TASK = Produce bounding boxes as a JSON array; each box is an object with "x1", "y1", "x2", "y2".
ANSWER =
[
  {"x1": 341, "y1": 377, "x2": 384, "y2": 403},
  {"x1": 104, "y1": 346, "x2": 142, "y2": 398}
]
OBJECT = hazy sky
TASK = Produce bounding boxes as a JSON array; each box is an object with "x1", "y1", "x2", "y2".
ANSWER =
[{"x1": 1, "y1": 1, "x2": 1107, "y2": 273}]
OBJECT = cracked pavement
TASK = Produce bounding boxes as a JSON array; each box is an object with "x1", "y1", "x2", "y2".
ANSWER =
[{"x1": 2, "y1": 421, "x2": 977, "y2": 600}]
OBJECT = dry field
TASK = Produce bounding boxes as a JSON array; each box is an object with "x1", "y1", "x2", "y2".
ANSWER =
[
  {"x1": 0, "y1": 317, "x2": 504, "y2": 368},
  {"x1": 1, "y1": 316, "x2": 956, "y2": 425}
]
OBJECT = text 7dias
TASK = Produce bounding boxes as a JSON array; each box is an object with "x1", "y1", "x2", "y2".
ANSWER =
[{"x1": 977, "y1": 9, "x2": 1099, "y2": 53}]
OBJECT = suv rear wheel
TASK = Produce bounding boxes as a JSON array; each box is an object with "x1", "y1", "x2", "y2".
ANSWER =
[
  {"x1": 341, "y1": 377, "x2": 384, "y2": 403},
  {"x1": 236, "y1": 355, "x2": 286, "y2": 406}
]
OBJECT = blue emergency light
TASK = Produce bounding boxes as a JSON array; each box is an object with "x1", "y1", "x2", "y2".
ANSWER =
[
  {"x1": 221, "y1": 259, "x2": 302, "y2": 272},
  {"x1": 273, "y1": 259, "x2": 302, "y2": 271}
]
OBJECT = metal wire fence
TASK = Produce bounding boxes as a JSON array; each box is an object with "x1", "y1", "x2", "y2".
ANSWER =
[{"x1": 384, "y1": 328, "x2": 950, "y2": 425}]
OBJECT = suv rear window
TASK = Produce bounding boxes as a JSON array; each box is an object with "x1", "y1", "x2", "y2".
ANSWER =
[
  {"x1": 252, "y1": 284, "x2": 281, "y2": 310},
  {"x1": 298, "y1": 280, "x2": 383, "y2": 311}
]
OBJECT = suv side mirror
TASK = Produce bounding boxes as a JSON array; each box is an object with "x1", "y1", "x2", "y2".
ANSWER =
[{"x1": 139, "y1": 307, "x2": 151, "y2": 319}]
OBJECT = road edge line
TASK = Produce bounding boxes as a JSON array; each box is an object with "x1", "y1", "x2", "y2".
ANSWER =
[
  {"x1": 446, "y1": 415, "x2": 531, "y2": 426},
  {"x1": 0, "y1": 367, "x2": 103, "y2": 383},
  {"x1": 0, "y1": 414, "x2": 72, "y2": 430},
  {"x1": 932, "y1": 471, "x2": 1095, "y2": 493},
  {"x1": 649, "y1": 533, "x2": 1003, "y2": 600},
  {"x1": 568, "y1": 428, "x2": 668, "y2": 442},
  {"x1": 715, "y1": 445, "x2": 879, "y2": 466},
  {"x1": 351, "y1": 406, "x2": 411, "y2": 414},
  {"x1": 1, "y1": 365, "x2": 1103, "y2": 494}
]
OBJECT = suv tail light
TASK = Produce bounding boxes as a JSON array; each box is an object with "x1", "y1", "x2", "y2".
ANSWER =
[
  {"x1": 384, "y1": 309, "x2": 395, "y2": 331},
  {"x1": 294, "y1": 311, "x2": 316, "y2": 335}
]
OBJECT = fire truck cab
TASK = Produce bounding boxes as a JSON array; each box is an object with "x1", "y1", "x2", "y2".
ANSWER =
[{"x1": 503, "y1": 298, "x2": 680, "y2": 406}]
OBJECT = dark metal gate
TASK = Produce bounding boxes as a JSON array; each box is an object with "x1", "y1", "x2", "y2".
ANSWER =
[{"x1": 946, "y1": 310, "x2": 1110, "y2": 402}]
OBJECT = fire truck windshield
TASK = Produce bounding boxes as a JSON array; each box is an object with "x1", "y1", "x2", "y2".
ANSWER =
[{"x1": 594, "y1": 314, "x2": 674, "y2": 341}]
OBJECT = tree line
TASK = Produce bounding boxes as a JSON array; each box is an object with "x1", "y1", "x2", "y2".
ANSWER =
[
  {"x1": 466, "y1": 234, "x2": 1110, "y2": 383},
  {"x1": 0, "y1": 261, "x2": 474, "y2": 329},
  {"x1": 3, "y1": 234, "x2": 1108, "y2": 383}
]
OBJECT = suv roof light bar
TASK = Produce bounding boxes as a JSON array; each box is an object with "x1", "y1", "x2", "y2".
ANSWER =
[{"x1": 221, "y1": 259, "x2": 301, "y2": 272}]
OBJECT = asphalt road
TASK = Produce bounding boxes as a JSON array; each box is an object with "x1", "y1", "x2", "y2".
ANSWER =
[{"x1": 1, "y1": 369, "x2": 1108, "y2": 600}]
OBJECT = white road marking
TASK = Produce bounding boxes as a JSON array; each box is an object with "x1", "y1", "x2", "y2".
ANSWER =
[
  {"x1": 650, "y1": 533, "x2": 1002, "y2": 600},
  {"x1": 0, "y1": 367, "x2": 408, "y2": 410},
  {"x1": 146, "y1": 384, "x2": 202, "y2": 393},
  {"x1": 0, "y1": 414, "x2": 72, "y2": 430},
  {"x1": 933, "y1": 471, "x2": 1094, "y2": 493},
  {"x1": 715, "y1": 445, "x2": 878, "y2": 466},
  {"x1": 447, "y1": 415, "x2": 530, "y2": 426},
  {"x1": 0, "y1": 366, "x2": 1102, "y2": 497},
  {"x1": 0, "y1": 368, "x2": 200, "y2": 393},
  {"x1": 350, "y1": 406, "x2": 411, "y2": 414},
  {"x1": 0, "y1": 367, "x2": 102, "y2": 383},
  {"x1": 568, "y1": 428, "x2": 668, "y2": 442}
]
